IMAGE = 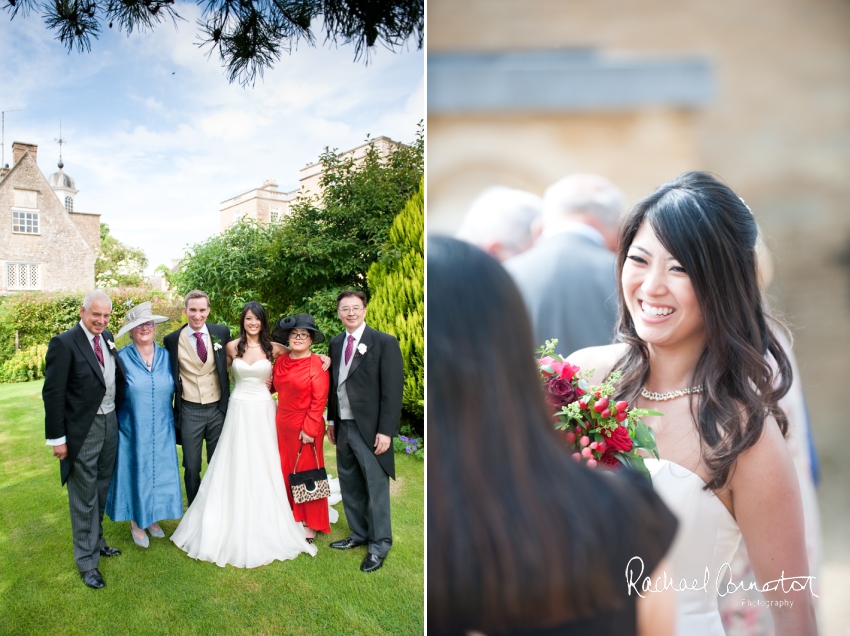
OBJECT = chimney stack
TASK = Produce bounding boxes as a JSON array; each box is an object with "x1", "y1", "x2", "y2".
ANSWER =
[{"x1": 12, "y1": 141, "x2": 38, "y2": 166}]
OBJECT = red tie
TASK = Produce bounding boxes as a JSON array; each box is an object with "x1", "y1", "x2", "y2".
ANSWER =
[
  {"x1": 93, "y1": 336, "x2": 104, "y2": 366},
  {"x1": 344, "y1": 334, "x2": 355, "y2": 365},
  {"x1": 194, "y1": 332, "x2": 208, "y2": 363}
]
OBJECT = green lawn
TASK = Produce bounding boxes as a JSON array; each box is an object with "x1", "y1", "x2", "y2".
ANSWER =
[{"x1": 0, "y1": 380, "x2": 423, "y2": 636}]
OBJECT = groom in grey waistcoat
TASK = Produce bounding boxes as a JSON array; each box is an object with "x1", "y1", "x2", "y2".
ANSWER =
[
  {"x1": 504, "y1": 173, "x2": 625, "y2": 357},
  {"x1": 327, "y1": 290, "x2": 404, "y2": 573},
  {"x1": 163, "y1": 290, "x2": 231, "y2": 505},
  {"x1": 43, "y1": 290, "x2": 126, "y2": 589}
]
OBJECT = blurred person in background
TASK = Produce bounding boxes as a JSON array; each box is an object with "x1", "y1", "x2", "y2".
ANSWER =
[
  {"x1": 504, "y1": 173, "x2": 624, "y2": 357},
  {"x1": 428, "y1": 235, "x2": 677, "y2": 636},
  {"x1": 455, "y1": 186, "x2": 543, "y2": 262}
]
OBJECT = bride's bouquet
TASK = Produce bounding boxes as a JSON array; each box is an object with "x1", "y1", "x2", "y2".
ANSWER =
[{"x1": 536, "y1": 340, "x2": 661, "y2": 477}]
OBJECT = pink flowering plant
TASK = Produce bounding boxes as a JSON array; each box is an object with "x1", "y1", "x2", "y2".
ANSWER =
[{"x1": 536, "y1": 339, "x2": 662, "y2": 477}]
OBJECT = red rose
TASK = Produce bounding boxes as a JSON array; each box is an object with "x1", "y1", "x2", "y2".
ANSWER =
[
  {"x1": 602, "y1": 425, "x2": 633, "y2": 453},
  {"x1": 598, "y1": 453, "x2": 621, "y2": 469},
  {"x1": 550, "y1": 360, "x2": 580, "y2": 382},
  {"x1": 546, "y1": 376, "x2": 579, "y2": 407}
]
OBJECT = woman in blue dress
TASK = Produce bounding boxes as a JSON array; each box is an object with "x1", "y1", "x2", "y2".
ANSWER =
[{"x1": 106, "y1": 302, "x2": 183, "y2": 548}]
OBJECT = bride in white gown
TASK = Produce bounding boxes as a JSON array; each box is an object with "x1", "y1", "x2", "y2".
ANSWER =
[
  {"x1": 172, "y1": 302, "x2": 331, "y2": 568},
  {"x1": 568, "y1": 172, "x2": 817, "y2": 635}
]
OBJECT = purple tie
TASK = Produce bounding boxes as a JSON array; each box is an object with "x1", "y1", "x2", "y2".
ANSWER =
[
  {"x1": 344, "y1": 334, "x2": 355, "y2": 365},
  {"x1": 92, "y1": 336, "x2": 104, "y2": 366},
  {"x1": 194, "y1": 332, "x2": 208, "y2": 363}
]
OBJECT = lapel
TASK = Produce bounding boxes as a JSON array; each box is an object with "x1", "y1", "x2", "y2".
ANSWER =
[
  {"x1": 208, "y1": 324, "x2": 225, "y2": 371},
  {"x1": 344, "y1": 325, "x2": 373, "y2": 383},
  {"x1": 73, "y1": 324, "x2": 105, "y2": 386},
  {"x1": 103, "y1": 329, "x2": 125, "y2": 380}
]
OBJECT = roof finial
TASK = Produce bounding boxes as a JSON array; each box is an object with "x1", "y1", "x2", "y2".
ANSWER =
[{"x1": 55, "y1": 121, "x2": 65, "y2": 169}]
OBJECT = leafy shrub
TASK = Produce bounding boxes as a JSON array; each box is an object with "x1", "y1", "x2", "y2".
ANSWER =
[
  {"x1": 367, "y1": 179, "x2": 424, "y2": 426},
  {"x1": 0, "y1": 344, "x2": 48, "y2": 383}
]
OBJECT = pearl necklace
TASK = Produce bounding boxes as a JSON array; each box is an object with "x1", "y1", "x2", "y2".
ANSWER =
[{"x1": 641, "y1": 385, "x2": 703, "y2": 401}]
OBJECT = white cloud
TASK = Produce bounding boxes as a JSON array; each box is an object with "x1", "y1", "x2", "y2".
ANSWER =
[{"x1": 0, "y1": 12, "x2": 423, "y2": 272}]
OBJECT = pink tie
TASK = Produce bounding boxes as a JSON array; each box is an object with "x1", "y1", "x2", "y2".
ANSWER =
[
  {"x1": 344, "y1": 334, "x2": 355, "y2": 365},
  {"x1": 194, "y1": 332, "x2": 208, "y2": 363},
  {"x1": 93, "y1": 336, "x2": 104, "y2": 366}
]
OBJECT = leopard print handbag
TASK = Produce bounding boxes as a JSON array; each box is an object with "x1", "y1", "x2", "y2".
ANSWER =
[{"x1": 289, "y1": 443, "x2": 330, "y2": 504}]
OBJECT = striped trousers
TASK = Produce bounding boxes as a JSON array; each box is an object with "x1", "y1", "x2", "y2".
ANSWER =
[
  {"x1": 180, "y1": 401, "x2": 225, "y2": 505},
  {"x1": 67, "y1": 411, "x2": 118, "y2": 572},
  {"x1": 336, "y1": 419, "x2": 393, "y2": 557}
]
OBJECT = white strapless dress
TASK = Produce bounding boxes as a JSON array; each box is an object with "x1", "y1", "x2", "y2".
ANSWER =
[
  {"x1": 645, "y1": 459, "x2": 742, "y2": 636},
  {"x1": 171, "y1": 358, "x2": 318, "y2": 567}
]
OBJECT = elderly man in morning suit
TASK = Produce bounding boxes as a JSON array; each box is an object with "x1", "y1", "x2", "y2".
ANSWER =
[
  {"x1": 44, "y1": 290, "x2": 126, "y2": 589},
  {"x1": 503, "y1": 173, "x2": 625, "y2": 357}
]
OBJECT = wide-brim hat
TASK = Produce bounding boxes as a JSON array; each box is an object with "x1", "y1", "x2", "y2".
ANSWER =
[
  {"x1": 116, "y1": 301, "x2": 169, "y2": 339},
  {"x1": 273, "y1": 313, "x2": 325, "y2": 345}
]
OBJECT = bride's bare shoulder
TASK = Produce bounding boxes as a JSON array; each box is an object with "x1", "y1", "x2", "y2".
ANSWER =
[{"x1": 565, "y1": 343, "x2": 629, "y2": 384}]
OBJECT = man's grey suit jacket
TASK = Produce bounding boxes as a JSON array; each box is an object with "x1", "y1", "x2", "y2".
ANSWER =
[{"x1": 504, "y1": 231, "x2": 618, "y2": 358}]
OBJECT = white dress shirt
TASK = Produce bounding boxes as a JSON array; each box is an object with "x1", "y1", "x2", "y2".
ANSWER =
[{"x1": 189, "y1": 323, "x2": 211, "y2": 359}]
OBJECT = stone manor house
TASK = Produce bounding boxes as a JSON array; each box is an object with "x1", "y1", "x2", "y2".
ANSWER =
[
  {"x1": 0, "y1": 142, "x2": 100, "y2": 294},
  {"x1": 219, "y1": 136, "x2": 400, "y2": 230}
]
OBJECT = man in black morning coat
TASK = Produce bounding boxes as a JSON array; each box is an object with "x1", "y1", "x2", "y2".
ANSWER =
[
  {"x1": 43, "y1": 290, "x2": 126, "y2": 589},
  {"x1": 327, "y1": 290, "x2": 404, "y2": 573}
]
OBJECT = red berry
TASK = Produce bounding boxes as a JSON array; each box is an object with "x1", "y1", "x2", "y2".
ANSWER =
[
  {"x1": 579, "y1": 435, "x2": 590, "y2": 447},
  {"x1": 593, "y1": 397, "x2": 609, "y2": 413},
  {"x1": 586, "y1": 458, "x2": 598, "y2": 468},
  {"x1": 616, "y1": 400, "x2": 629, "y2": 412},
  {"x1": 565, "y1": 431, "x2": 576, "y2": 444},
  {"x1": 581, "y1": 447, "x2": 592, "y2": 458},
  {"x1": 572, "y1": 453, "x2": 582, "y2": 462},
  {"x1": 597, "y1": 441, "x2": 607, "y2": 453},
  {"x1": 615, "y1": 411, "x2": 628, "y2": 423},
  {"x1": 579, "y1": 400, "x2": 588, "y2": 410}
]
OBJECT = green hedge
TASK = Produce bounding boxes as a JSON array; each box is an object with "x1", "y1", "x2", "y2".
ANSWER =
[{"x1": 0, "y1": 289, "x2": 185, "y2": 368}]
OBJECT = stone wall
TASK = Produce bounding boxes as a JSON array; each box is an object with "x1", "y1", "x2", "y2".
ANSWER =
[
  {"x1": 69, "y1": 212, "x2": 101, "y2": 253},
  {"x1": 0, "y1": 149, "x2": 96, "y2": 293}
]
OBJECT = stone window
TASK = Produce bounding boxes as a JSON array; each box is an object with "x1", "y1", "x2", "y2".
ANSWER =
[
  {"x1": 7, "y1": 263, "x2": 40, "y2": 290},
  {"x1": 12, "y1": 209, "x2": 39, "y2": 234},
  {"x1": 270, "y1": 207, "x2": 280, "y2": 222},
  {"x1": 65, "y1": 196, "x2": 73, "y2": 212}
]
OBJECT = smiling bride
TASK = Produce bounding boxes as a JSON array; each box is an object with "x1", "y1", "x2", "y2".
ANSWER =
[{"x1": 568, "y1": 172, "x2": 817, "y2": 636}]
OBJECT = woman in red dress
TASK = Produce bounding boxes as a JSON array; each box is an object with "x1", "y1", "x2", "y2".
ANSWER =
[{"x1": 271, "y1": 314, "x2": 331, "y2": 542}]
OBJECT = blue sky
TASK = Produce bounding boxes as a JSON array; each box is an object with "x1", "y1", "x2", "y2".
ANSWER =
[{"x1": 0, "y1": 7, "x2": 424, "y2": 273}]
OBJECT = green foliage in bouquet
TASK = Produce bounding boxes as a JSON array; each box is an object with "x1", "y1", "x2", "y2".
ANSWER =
[
  {"x1": 0, "y1": 344, "x2": 48, "y2": 383},
  {"x1": 367, "y1": 178, "x2": 424, "y2": 421},
  {"x1": 537, "y1": 339, "x2": 662, "y2": 477}
]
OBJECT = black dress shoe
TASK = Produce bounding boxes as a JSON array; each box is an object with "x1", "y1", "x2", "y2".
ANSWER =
[
  {"x1": 329, "y1": 537, "x2": 367, "y2": 550},
  {"x1": 360, "y1": 553, "x2": 385, "y2": 573},
  {"x1": 81, "y1": 568, "x2": 105, "y2": 589},
  {"x1": 100, "y1": 545, "x2": 121, "y2": 557}
]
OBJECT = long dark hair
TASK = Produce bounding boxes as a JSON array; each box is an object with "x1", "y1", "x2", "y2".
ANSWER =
[
  {"x1": 236, "y1": 301, "x2": 274, "y2": 362},
  {"x1": 613, "y1": 171, "x2": 792, "y2": 490},
  {"x1": 428, "y1": 237, "x2": 668, "y2": 633}
]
